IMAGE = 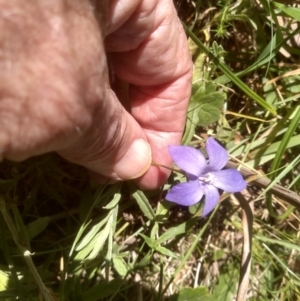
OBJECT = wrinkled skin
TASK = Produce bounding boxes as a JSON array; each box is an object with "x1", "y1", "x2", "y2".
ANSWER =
[{"x1": 0, "y1": 0, "x2": 192, "y2": 189}]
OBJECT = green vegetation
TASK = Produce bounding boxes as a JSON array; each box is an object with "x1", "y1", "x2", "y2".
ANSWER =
[{"x1": 0, "y1": 1, "x2": 300, "y2": 300}]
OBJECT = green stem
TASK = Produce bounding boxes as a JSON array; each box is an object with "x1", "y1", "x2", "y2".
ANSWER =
[
  {"x1": 0, "y1": 196, "x2": 55, "y2": 301},
  {"x1": 151, "y1": 161, "x2": 185, "y2": 175}
]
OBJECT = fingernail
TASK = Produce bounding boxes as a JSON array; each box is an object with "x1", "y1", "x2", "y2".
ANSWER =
[{"x1": 114, "y1": 139, "x2": 152, "y2": 180}]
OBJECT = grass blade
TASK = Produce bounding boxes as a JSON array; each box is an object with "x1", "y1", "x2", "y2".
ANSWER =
[
  {"x1": 184, "y1": 23, "x2": 277, "y2": 116},
  {"x1": 266, "y1": 106, "x2": 300, "y2": 217}
]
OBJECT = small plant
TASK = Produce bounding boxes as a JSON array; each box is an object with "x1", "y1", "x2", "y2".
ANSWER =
[{"x1": 0, "y1": 1, "x2": 300, "y2": 301}]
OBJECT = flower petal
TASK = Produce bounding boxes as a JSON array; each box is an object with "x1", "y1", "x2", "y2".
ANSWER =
[
  {"x1": 210, "y1": 169, "x2": 247, "y2": 192},
  {"x1": 165, "y1": 181, "x2": 204, "y2": 206},
  {"x1": 168, "y1": 146, "x2": 207, "y2": 178},
  {"x1": 202, "y1": 184, "x2": 220, "y2": 216},
  {"x1": 206, "y1": 138, "x2": 228, "y2": 171}
]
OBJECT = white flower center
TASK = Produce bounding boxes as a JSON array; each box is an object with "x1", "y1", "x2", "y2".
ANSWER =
[{"x1": 198, "y1": 172, "x2": 213, "y2": 184}]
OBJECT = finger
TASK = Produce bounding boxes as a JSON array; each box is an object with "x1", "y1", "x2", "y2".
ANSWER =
[
  {"x1": 58, "y1": 88, "x2": 152, "y2": 181},
  {"x1": 0, "y1": 0, "x2": 105, "y2": 161},
  {"x1": 0, "y1": 0, "x2": 152, "y2": 183},
  {"x1": 132, "y1": 71, "x2": 192, "y2": 189},
  {"x1": 107, "y1": 0, "x2": 192, "y2": 189}
]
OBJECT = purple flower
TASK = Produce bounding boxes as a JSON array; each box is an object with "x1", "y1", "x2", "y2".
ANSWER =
[{"x1": 165, "y1": 138, "x2": 247, "y2": 216}]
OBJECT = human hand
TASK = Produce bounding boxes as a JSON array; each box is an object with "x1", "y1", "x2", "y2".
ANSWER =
[{"x1": 0, "y1": 0, "x2": 192, "y2": 189}]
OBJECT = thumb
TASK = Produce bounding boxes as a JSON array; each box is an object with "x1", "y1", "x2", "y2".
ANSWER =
[
  {"x1": 58, "y1": 94, "x2": 152, "y2": 181},
  {"x1": 112, "y1": 136, "x2": 152, "y2": 180},
  {"x1": 108, "y1": 111, "x2": 152, "y2": 180}
]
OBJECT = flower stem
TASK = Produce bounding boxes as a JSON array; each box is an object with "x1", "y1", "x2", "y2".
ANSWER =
[{"x1": 151, "y1": 161, "x2": 185, "y2": 175}]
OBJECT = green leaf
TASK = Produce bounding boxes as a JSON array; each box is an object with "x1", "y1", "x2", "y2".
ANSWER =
[
  {"x1": 26, "y1": 217, "x2": 50, "y2": 240},
  {"x1": 213, "y1": 249, "x2": 225, "y2": 261},
  {"x1": 266, "y1": 106, "x2": 300, "y2": 217},
  {"x1": 75, "y1": 214, "x2": 110, "y2": 251},
  {"x1": 190, "y1": 41, "x2": 206, "y2": 80},
  {"x1": 0, "y1": 270, "x2": 10, "y2": 290},
  {"x1": 87, "y1": 213, "x2": 113, "y2": 260},
  {"x1": 103, "y1": 192, "x2": 121, "y2": 210},
  {"x1": 198, "y1": 104, "x2": 221, "y2": 127},
  {"x1": 74, "y1": 235, "x2": 98, "y2": 263},
  {"x1": 262, "y1": 243, "x2": 300, "y2": 281},
  {"x1": 192, "y1": 81, "x2": 225, "y2": 105},
  {"x1": 11, "y1": 204, "x2": 31, "y2": 249},
  {"x1": 0, "y1": 228, "x2": 21, "y2": 296},
  {"x1": 184, "y1": 24, "x2": 277, "y2": 115},
  {"x1": 256, "y1": 235, "x2": 300, "y2": 252},
  {"x1": 155, "y1": 200, "x2": 172, "y2": 222},
  {"x1": 183, "y1": 81, "x2": 226, "y2": 133},
  {"x1": 212, "y1": 265, "x2": 239, "y2": 301},
  {"x1": 156, "y1": 217, "x2": 198, "y2": 245},
  {"x1": 139, "y1": 233, "x2": 156, "y2": 249},
  {"x1": 169, "y1": 287, "x2": 213, "y2": 301},
  {"x1": 106, "y1": 205, "x2": 118, "y2": 261},
  {"x1": 136, "y1": 251, "x2": 152, "y2": 268},
  {"x1": 112, "y1": 256, "x2": 128, "y2": 277},
  {"x1": 192, "y1": 81, "x2": 207, "y2": 100},
  {"x1": 68, "y1": 220, "x2": 92, "y2": 258},
  {"x1": 74, "y1": 212, "x2": 114, "y2": 262},
  {"x1": 197, "y1": 83, "x2": 226, "y2": 127},
  {"x1": 201, "y1": 91, "x2": 225, "y2": 106},
  {"x1": 132, "y1": 189, "x2": 155, "y2": 221},
  {"x1": 194, "y1": 82, "x2": 225, "y2": 126},
  {"x1": 182, "y1": 81, "x2": 206, "y2": 144},
  {"x1": 150, "y1": 222, "x2": 159, "y2": 240},
  {"x1": 155, "y1": 246, "x2": 178, "y2": 258},
  {"x1": 273, "y1": 2, "x2": 300, "y2": 21},
  {"x1": 182, "y1": 98, "x2": 200, "y2": 145},
  {"x1": 270, "y1": 105, "x2": 300, "y2": 175}
]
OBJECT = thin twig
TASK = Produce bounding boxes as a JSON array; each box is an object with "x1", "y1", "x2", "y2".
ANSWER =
[
  {"x1": 0, "y1": 196, "x2": 55, "y2": 301},
  {"x1": 235, "y1": 191, "x2": 254, "y2": 301}
]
